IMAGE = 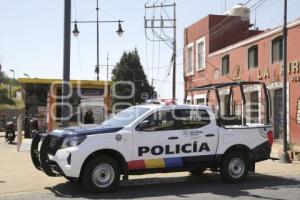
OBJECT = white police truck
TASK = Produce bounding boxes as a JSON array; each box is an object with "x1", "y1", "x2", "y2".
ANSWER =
[{"x1": 31, "y1": 82, "x2": 273, "y2": 192}]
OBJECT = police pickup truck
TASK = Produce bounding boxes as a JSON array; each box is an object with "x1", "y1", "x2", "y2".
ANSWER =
[{"x1": 31, "y1": 98, "x2": 273, "y2": 192}]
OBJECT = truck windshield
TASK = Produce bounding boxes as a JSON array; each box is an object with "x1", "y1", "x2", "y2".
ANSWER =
[{"x1": 102, "y1": 106, "x2": 150, "y2": 127}]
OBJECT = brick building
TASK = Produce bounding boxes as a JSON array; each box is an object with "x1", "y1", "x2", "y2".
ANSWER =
[{"x1": 183, "y1": 5, "x2": 300, "y2": 145}]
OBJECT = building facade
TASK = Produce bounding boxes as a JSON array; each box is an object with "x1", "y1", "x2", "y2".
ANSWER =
[
  {"x1": 183, "y1": 11, "x2": 300, "y2": 145},
  {"x1": 18, "y1": 78, "x2": 112, "y2": 134}
]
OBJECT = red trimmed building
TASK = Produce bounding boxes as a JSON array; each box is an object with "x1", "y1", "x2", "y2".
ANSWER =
[{"x1": 183, "y1": 5, "x2": 300, "y2": 145}]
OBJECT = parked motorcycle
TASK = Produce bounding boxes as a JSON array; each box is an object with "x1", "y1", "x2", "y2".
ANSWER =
[
  {"x1": 5, "y1": 120, "x2": 16, "y2": 144},
  {"x1": 29, "y1": 117, "x2": 40, "y2": 138}
]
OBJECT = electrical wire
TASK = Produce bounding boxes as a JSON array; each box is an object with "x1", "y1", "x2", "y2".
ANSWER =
[
  {"x1": 98, "y1": 7, "x2": 119, "y2": 20},
  {"x1": 156, "y1": 5, "x2": 162, "y2": 82},
  {"x1": 144, "y1": 8, "x2": 149, "y2": 77},
  {"x1": 74, "y1": 0, "x2": 83, "y2": 77},
  {"x1": 210, "y1": 0, "x2": 268, "y2": 39},
  {"x1": 144, "y1": 0, "x2": 177, "y2": 97},
  {"x1": 151, "y1": 5, "x2": 155, "y2": 82},
  {"x1": 244, "y1": 0, "x2": 254, "y2": 5},
  {"x1": 250, "y1": 0, "x2": 267, "y2": 10},
  {"x1": 77, "y1": 8, "x2": 95, "y2": 20},
  {"x1": 203, "y1": 0, "x2": 262, "y2": 40}
]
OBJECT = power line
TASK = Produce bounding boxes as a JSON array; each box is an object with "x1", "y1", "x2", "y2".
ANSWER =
[
  {"x1": 244, "y1": 0, "x2": 254, "y2": 5},
  {"x1": 250, "y1": 0, "x2": 267, "y2": 11},
  {"x1": 77, "y1": 8, "x2": 95, "y2": 20},
  {"x1": 144, "y1": 1, "x2": 177, "y2": 100},
  {"x1": 209, "y1": 0, "x2": 268, "y2": 39},
  {"x1": 98, "y1": 8, "x2": 119, "y2": 20}
]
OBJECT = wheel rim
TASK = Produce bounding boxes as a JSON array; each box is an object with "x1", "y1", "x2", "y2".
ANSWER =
[
  {"x1": 92, "y1": 163, "x2": 115, "y2": 188},
  {"x1": 228, "y1": 158, "x2": 245, "y2": 178}
]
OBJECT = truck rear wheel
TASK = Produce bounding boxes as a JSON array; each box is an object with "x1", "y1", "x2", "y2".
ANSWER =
[
  {"x1": 220, "y1": 151, "x2": 249, "y2": 183},
  {"x1": 81, "y1": 155, "x2": 120, "y2": 192}
]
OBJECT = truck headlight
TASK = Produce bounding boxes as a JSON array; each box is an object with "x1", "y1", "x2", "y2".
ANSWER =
[{"x1": 61, "y1": 136, "x2": 86, "y2": 149}]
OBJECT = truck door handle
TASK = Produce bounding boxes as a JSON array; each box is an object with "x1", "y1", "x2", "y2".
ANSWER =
[
  {"x1": 205, "y1": 134, "x2": 215, "y2": 137},
  {"x1": 168, "y1": 136, "x2": 178, "y2": 140}
]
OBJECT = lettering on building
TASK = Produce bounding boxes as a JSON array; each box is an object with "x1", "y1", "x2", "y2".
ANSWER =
[
  {"x1": 258, "y1": 68, "x2": 270, "y2": 80},
  {"x1": 233, "y1": 65, "x2": 242, "y2": 81}
]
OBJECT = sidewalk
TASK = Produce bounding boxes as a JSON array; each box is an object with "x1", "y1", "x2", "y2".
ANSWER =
[
  {"x1": 0, "y1": 132, "x2": 4, "y2": 137},
  {"x1": 1, "y1": 135, "x2": 300, "y2": 196}
]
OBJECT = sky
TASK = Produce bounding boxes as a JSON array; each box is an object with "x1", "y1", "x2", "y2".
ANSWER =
[{"x1": 0, "y1": 0, "x2": 299, "y2": 102}]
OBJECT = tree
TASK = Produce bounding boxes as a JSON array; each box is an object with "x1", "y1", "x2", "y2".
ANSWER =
[
  {"x1": 0, "y1": 87, "x2": 15, "y2": 105},
  {"x1": 0, "y1": 70, "x2": 8, "y2": 84},
  {"x1": 112, "y1": 49, "x2": 155, "y2": 108}
]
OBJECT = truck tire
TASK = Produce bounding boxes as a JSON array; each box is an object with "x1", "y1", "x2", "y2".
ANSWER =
[
  {"x1": 81, "y1": 155, "x2": 120, "y2": 192},
  {"x1": 65, "y1": 177, "x2": 79, "y2": 183},
  {"x1": 220, "y1": 151, "x2": 249, "y2": 183},
  {"x1": 189, "y1": 168, "x2": 206, "y2": 176}
]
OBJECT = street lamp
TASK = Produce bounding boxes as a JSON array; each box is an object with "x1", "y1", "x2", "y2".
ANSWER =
[
  {"x1": 72, "y1": 21, "x2": 80, "y2": 37},
  {"x1": 9, "y1": 69, "x2": 15, "y2": 79},
  {"x1": 24, "y1": 73, "x2": 30, "y2": 78},
  {"x1": 116, "y1": 20, "x2": 124, "y2": 37},
  {"x1": 71, "y1": 0, "x2": 124, "y2": 81},
  {"x1": 9, "y1": 69, "x2": 15, "y2": 99}
]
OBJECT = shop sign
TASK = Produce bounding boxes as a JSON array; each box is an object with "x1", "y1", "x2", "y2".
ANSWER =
[
  {"x1": 233, "y1": 65, "x2": 242, "y2": 81},
  {"x1": 258, "y1": 68, "x2": 270, "y2": 80},
  {"x1": 256, "y1": 60, "x2": 300, "y2": 81},
  {"x1": 289, "y1": 60, "x2": 300, "y2": 82}
]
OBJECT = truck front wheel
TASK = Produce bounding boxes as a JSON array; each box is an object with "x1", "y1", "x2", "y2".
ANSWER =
[
  {"x1": 220, "y1": 151, "x2": 249, "y2": 183},
  {"x1": 81, "y1": 155, "x2": 120, "y2": 192}
]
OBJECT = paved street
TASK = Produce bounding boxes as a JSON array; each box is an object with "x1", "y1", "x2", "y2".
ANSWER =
[{"x1": 1, "y1": 136, "x2": 300, "y2": 200}]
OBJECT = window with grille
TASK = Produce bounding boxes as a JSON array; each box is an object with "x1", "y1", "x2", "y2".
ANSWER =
[
  {"x1": 248, "y1": 45, "x2": 258, "y2": 69},
  {"x1": 196, "y1": 40, "x2": 205, "y2": 70},
  {"x1": 196, "y1": 98, "x2": 205, "y2": 105},
  {"x1": 271, "y1": 36, "x2": 283, "y2": 64},
  {"x1": 187, "y1": 45, "x2": 194, "y2": 74},
  {"x1": 222, "y1": 55, "x2": 230, "y2": 75}
]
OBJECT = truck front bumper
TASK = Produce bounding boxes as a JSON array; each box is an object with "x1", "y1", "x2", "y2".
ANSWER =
[{"x1": 31, "y1": 134, "x2": 83, "y2": 178}]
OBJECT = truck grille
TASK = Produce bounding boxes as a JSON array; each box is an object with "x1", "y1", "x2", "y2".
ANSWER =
[{"x1": 48, "y1": 136, "x2": 62, "y2": 155}]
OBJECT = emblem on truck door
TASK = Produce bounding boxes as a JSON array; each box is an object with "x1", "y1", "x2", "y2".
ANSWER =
[{"x1": 115, "y1": 134, "x2": 122, "y2": 141}]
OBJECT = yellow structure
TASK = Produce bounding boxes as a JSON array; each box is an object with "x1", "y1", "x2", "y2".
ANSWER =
[{"x1": 18, "y1": 78, "x2": 112, "y2": 132}]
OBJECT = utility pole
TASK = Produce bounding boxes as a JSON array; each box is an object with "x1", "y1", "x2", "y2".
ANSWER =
[
  {"x1": 106, "y1": 53, "x2": 109, "y2": 81},
  {"x1": 62, "y1": 0, "x2": 71, "y2": 127},
  {"x1": 279, "y1": 0, "x2": 291, "y2": 163},
  {"x1": 172, "y1": 3, "x2": 176, "y2": 102},
  {"x1": 72, "y1": 0, "x2": 124, "y2": 81},
  {"x1": 144, "y1": 2, "x2": 176, "y2": 101},
  {"x1": 95, "y1": 0, "x2": 100, "y2": 81}
]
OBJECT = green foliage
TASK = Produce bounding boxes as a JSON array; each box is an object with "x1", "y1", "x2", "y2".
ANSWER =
[
  {"x1": 11, "y1": 86, "x2": 22, "y2": 98},
  {"x1": 0, "y1": 70, "x2": 8, "y2": 84},
  {"x1": 0, "y1": 70, "x2": 18, "y2": 86},
  {"x1": 112, "y1": 49, "x2": 155, "y2": 107},
  {"x1": 0, "y1": 87, "x2": 15, "y2": 105}
]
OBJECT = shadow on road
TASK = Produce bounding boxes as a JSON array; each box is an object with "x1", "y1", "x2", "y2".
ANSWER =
[{"x1": 45, "y1": 173, "x2": 300, "y2": 200}]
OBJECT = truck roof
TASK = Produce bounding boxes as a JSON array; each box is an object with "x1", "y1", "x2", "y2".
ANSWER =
[{"x1": 135, "y1": 104, "x2": 212, "y2": 111}]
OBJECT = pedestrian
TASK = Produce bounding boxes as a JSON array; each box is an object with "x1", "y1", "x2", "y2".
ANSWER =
[{"x1": 84, "y1": 109, "x2": 94, "y2": 124}]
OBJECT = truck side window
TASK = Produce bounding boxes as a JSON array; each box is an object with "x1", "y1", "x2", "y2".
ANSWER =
[
  {"x1": 173, "y1": 109, "x2": 210, "y2": 129},
  {"x1": 137, "y1": 109, "x2": 211, "y2": 132},
  {"x1": 138, "y1": 110, "x2": 175, "y2": 132}
]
